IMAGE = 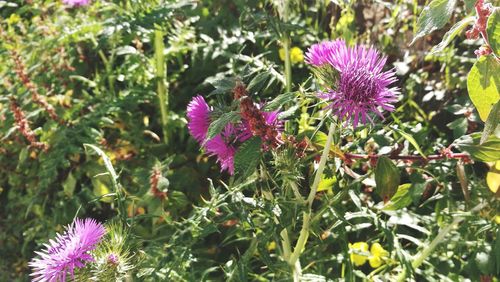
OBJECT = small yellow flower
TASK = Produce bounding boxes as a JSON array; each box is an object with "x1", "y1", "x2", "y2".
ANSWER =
[
  {"x1": 279, "y1": 47, "x2": 304, "y2": 64},
  {"x1": 290, "y1": 47, "x2": 304, "y2": 64},
  {"x1": 349, "y1": 242, "x2": 369, "y2": 266},
  {"x1": 267, "y1": 241, "x2": 276, "y2": 251},
  {"x1": 368, "y1": 243, "x2": 389, "y2": 268},
  {"x1": 495, "y1": 215, "x2": 500, "y2": 225},
  {"x1": 7, "y1": 14, "x2": 21, "y2": 25}
]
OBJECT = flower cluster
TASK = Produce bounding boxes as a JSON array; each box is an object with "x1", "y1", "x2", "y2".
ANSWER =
[
  {"x1": 349, "y1": 242, "x2": 389, "y2": 268},
  {"x1": 187, "y1": 84, "x2": 282, "y2": 174},
  {"x1": 305, "y1": 40, "x2": 398, "y2": 128},
  {"x1": 62, "y1": 0, "x2": 91, "y2": 6},
  {"x1": 30, "y1": 218, "x2": 106, "y2": 281}
]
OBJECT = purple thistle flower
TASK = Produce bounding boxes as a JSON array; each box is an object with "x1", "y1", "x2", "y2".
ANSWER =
[
  {"x1": 305, "y1": 40, "x2": 345, "y2": 66},
  {"x1": 186, "y1": 96, "x2": 283, "y2": 174},
  {"x1": 30, "y1": 218, "x2": 106, "y2": 282},
  {"x1": 187, "y1": 95, "x2": 211, "y2": 143},
  {"x1": 62, "y1": 0, "x2": 91, "y2": 6},
  {"x1": 306, "y1": 40, "x2": 399, "y2": 128}
]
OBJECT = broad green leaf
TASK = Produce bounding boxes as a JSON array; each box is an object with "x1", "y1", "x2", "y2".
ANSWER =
[
  {"x1": 487, "y1": 9, "x2": 500, "y2": 57},
  {"x1": 456, "y1": 134, "x2": 500, "y2": 162},
  {"x1": 374, "y1": 156, "x2": 400, "y2": 202},
  {"x1": 467, "y1": 56, "x2": 500, "y2": 121},
  {"x1": 383, "y1": 182, "x2": 426, "y2": 210},
  {"x1": 412, "y1": 0, "x2": 458, "y2": 45},
  {"x1": 262, "y1": 92, "x2": 297, "y2": 111},
  {"x1": 383, "y1": 183, "x2": 412, "y2": 210},
  {"x1": 481, "y1": 100, "x2": 500, "y2": 144},
  {"x1": 430, "y1": 16, "x2": 475, "y2": 54},
  {"x1": 234, "y1": 137, "x2": 262, "y2": 177},
  {"x1": 206, "y1": 111, "x2": 240, "y2": 140}
]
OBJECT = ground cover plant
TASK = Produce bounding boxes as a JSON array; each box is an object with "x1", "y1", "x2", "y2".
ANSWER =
[{"x1": 0, "y1": 0, "x2": 499, "y2": 281}]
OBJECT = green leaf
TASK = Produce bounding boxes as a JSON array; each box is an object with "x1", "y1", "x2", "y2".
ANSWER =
[
  {"x1": 247, "y1": 72, "x2": 270, "y2": 93},
  {"x1": 206, "y1": 111, "x2": 240, "y2": 140},
  {"x1": 262, "y1": 92, "x2": 296, "y2": 111},
  {"x1": 383, "y1": 183, "x2": 412, "y2": 210},
  {"x1": 206, "y1": 77, "x2": 236, "y2": 96},
  {"x1": 382, "y1": 182, "x2": 425, "y2": 210},
  {"x1": 84, "y1": 144, "x2": 118, "y2": 181},
  {"x1": 63, "y1": 172, "x2": 77, "y2": 197},
  {"x1": 412, "y1": 0, "x2": 458, "y2": 45},
  {"x1": 234, "y1": 137, "x2": 262, "y2": 178},
  {"x1": 393, "y1": 127, "x2": 426, "y2": 157},
  {"x1": 430, "y1": 16, "x2": 475, "y2": 54},
  {"x1": 487, "y1": 9, "x2": 500, "y2": 57},
  {"x1": 374, "y1": 156, "x2": 400, "y2": 202},
  {"x1": 467, "y1": 55, "x2": 500, "y2": 121},
  {"x1": 481, "y1": 100, "x2": 500, "y2": 144},
  {"x1": 456, "y1": 134, "x2": 500, "y2": 162}
]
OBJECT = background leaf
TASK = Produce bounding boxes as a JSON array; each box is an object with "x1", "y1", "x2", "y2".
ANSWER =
[
  {"x1": 487, "y1": 9, "x2": 500, "y2": 57},
  {"x1": 467, "y1": 55, "x2": 500, "y2": 121},
  {"x1": 412, "y1": 0, "x2": 457, "y2": 44},
  {"x1": 374, "y1": 156, "x2": 401, "y2": 202}
]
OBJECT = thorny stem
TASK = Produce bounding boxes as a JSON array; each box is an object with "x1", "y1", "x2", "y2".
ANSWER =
[
  {"x1": 288, "y1": 122, "x2": 336, "y2": 279},
  {"x1": 154, "y1": 30, "x2": 169, "y2": 145},
  {"x1": 395, "y1": 202, "x2": 487, "y2": 282}
]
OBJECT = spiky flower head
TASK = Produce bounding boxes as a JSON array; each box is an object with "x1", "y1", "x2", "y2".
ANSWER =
[
  {"x1": 89, "y1": 222, "x2": 134, "y2": 281},
  {"x1": 306, "y1": 40, "x2": 399, "y2": 128},
  {"x1": 186, "y1": 94, "x2": 282, "y2": 174},
  {"x1": 29, "y1": 218, "x2": 106, "y2": 282}
]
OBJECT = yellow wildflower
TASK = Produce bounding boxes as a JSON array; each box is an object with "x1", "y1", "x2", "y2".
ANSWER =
[
  {"x1": 7, "y1": 14, "x2": 21, "y2": 25},
  {"x1": 349, "y1": 242, "x2": 369, "y2": 266},
  {"x1": 279, "y1": 47, "x2": 304, "y2": 64},
  {"x1": 368, "y1": 243, "x2": 389, "y2": 268}
]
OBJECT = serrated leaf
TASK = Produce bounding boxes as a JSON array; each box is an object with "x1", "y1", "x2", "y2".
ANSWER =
[
  {"x1": 375, "y1": 156, "x2": 400, "y2": 202},
  {"x1": 278, "y1": 104, "x2": 299, "y2": 119},
  {"x1": 206, "y1": 77, "x2": 236, "y2": 96},
  {"x1": 430, "y1": 16, "x2": 475, "y2": 54},
  {"x1": 481, "y1": 100, "x2": 500, "y2": 144},
  {"x1": 206, "y1": 111, "x2": 240, "y2": 140},
  {"x1": 84, "y1": 144, "x2": 118, "y2": 180},
  {"x1": 467, "y1": 55, "x2": 500, "y2": 121},
  {"x1": 487, "y1": 9, "x2": 500, "y2": 57},
  {"x1": 247, "y1": 72, "x2": 270, "y2": 93},
  {"x1": 412, "y1": 0, "x2": 457, "y2": 44},
  {"x1": 456, "y1": 134, "x2": 500, "y2": 162},
  {"x1": 262, "y1": 92, "x2": 296, "y2": 111},
  {"x1": 234, "y1": 137, "x2": 262, "y2": 178}
]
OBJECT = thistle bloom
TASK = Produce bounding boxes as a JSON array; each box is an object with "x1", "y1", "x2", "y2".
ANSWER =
[
  {"x1": 306, "y1": 40, "x2": 398, "y2": 128},
  {"x1": 186, "y1": 95, "x2": 281, "y2": 174},
  {"x1": 30, "y1": 218, "x2": 106, "y2": 282},
  {"x1": 62, "y1": 0, "x2": 91, "y2": 6}
]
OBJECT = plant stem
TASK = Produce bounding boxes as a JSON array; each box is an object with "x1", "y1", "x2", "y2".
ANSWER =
[
  {"x1": 288, "y1": 122, "x2": 336, "y2": 274},
  {"x1": 283, "y1": 36, "x2": 292, "y2": 93},
  {"x1": 154, "y1": 30, "x2": 169, "y2": 145},
  {"x1": 395, "y1": 202, "x2": 486, "y2": 281}
]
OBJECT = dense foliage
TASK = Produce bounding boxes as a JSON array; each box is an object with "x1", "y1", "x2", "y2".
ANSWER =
[{"x1": 0, "y1": 0, "x2": 499, "y2": 281}]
